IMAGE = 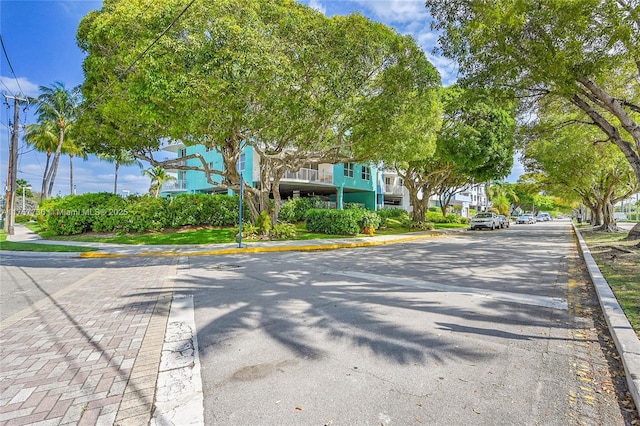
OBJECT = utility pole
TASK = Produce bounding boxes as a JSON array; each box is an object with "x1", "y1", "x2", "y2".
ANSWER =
[{"x1": 3, "y1": 94, "x2": 26, "y2": 235}]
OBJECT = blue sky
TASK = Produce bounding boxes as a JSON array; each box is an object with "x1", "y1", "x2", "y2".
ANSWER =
[{"x1": 1, "y1": 0, "x2": 524, "y2": 197}]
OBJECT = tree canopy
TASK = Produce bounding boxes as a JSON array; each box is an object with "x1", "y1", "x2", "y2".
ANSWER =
[
  {"x1": 522, "y1": 104, "x2": 637, "y2": 229},
  {"x1": 76, "y1": 0, "x2": 442, "y2": 219},
  {"x1": 425, "y1": 0, "x2": 640, "y2": 185},
  {"x1": 396, "y1": 87, "x2": 516, "y2": 222}
]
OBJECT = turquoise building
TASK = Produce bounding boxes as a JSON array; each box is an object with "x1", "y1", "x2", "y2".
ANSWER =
[{"x1": 161, "y1": 143, "x2": 384, "y2": 211}]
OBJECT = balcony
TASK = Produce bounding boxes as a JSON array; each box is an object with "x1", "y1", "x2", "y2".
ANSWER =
[
  {"x1": 384, "y1": 184, "x2": 404, "y2": 195},
  {"x1": 161, "y1": 181, "x2": 188, "y2": 192},
  {"x1": 161, "y1": 141, "x2": 186, "y2": 153},
  {"x1": 283, "y1": 168, "x2": 333, "y2": 183}
]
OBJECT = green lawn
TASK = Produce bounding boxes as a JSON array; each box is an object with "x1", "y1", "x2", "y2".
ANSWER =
[
  {"x1": 12, "y1": 220, "x2": 461, "y2": 248},
  {"x1": 580, "y1": 228, "x2": 640, "y2": 336},
  {"x1": 6, "y1": 220, "x2": 464, "y2": 251}
]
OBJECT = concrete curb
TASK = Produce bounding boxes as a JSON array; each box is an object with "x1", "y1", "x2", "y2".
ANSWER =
[{"x1": 572, "y1": 224, "x2": 640, "y2": 412}]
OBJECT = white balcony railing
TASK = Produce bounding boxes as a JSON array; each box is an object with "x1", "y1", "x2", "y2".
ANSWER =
[
  {"x1": 384, "y1": 184, "x2": 404, "y2": 195},
  {"x1": 161, "y1": 181, "x2": 188, "y2": 191},
  {"x1": 283, "y1": 168, "x2": 333, "y2": 183}
]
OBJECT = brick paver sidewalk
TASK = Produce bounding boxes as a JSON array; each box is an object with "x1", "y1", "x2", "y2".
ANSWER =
[{"x1": 0, "y1": 262, "x2": 176, "y2": 425}]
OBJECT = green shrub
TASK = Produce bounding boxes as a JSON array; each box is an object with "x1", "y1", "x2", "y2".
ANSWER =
[
  {"x1": 278, "y1": 196, "x2": 323, "y2": 222},
  {"x1": 410, "y1": 221, "x2": 435, "y2": 231},
  {"x1": 344, "y1": 202, "x2": 365, "y2": 210},
  {"x1": 352, "y1": 209, "x2": 380, "y2": 230},
  {"x1": 43, "y1": 193, "x2": 122, "y2": 235},
  {"x1": 425, "y1": 211, "x2": 467, "y2": 224},
  {"x1": 272, "y1": 222, "x2": 297, "y2": 239},
  {"x1": 305, "y1": 209, "x2": 361, "y2": 235},
  {"x1": 377, "y1": 208, "x2": 410, "y2": 228},
  {"x1": 15, "y1": 214, "x2": 35, "y2": 223},
  {"x1": 256, "y1": 210, "x2": 272, "y2": 235},
  {"x1": 91, "y1": 196, "x2": 130, "y2": 233},
  {"x1": 119, "y1": 196, "x2": 170, "y2": 233},
  {"x1": 234, "y1": 223, "x2": 259, "y2": 239}
]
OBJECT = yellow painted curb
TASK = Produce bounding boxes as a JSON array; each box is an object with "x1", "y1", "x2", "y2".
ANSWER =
[{"x1": 78, "y1": 232, "x2": 441, "y2": 259}]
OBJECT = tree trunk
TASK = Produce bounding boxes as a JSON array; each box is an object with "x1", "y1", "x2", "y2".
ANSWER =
[
  {"x1": 626, "y1": 222, "x2": 640, "y2": 241},
  {"x1": 271, "y1": 172, "x2": 285, "y2": 224},
  {"x1": 44, "y1": 127, "x2": 65, "y2": 198},
  {"x1": 597, "y1": 199, "x2": 618, "y2": 232},
  {"x1": 411, "y1": 195, "x2": 429, "y2": 222},
  {"x1": 40, "y1": 152, "x2": 51, "y2": 201},
  {"x1": 439, "y1": 202, "x2": 447, "y2": 217}
]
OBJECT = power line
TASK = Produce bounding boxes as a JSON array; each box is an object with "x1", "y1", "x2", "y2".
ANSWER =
[
  {"x1": 84, "y1": 0, "x2": 197, "y2": 111},
  {"x1": 0, "y1": 34, "x2": 25, "y2": 96},
  {"x1": 1, "y1": 79, "x2": 14, "y2": 96}
]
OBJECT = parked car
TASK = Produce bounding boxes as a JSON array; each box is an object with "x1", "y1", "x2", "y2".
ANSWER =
[
  {"x1": 497, "y1": 214, "x2": 510, "y2": 228},
  {"x1": 536, "y1": 212, "x2": 551, "y2": 222},
  {"x1": 470, "y1": 212, "x2": 501, "y2": 230},
  {"x1": 516, "y1": 214, "x2": 536, "y2": 224}
]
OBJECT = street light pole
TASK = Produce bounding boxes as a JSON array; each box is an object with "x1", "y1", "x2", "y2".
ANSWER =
[
  {"x1": 238, "y1": 173, "x2": 244, "y2": 248},
  {"x1": 22, "y1": 186, "x2": 31, "y2": 213}
]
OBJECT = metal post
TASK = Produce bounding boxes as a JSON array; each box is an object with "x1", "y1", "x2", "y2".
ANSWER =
[{"x1": 238, "y1": 173, "x2": 243, "y2": 248}]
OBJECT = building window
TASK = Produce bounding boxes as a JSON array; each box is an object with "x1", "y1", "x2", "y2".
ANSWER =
[
  {"x1": 385, "y1": 177, "x2": 392, "y2": 185},
  {"x1": 361, "y1": 166, "x2": 370, "y2": 181},
  {"x1": 344, "y1": 163, "x2": 354, "y2": 178},
  {"x1": 178, "y1": 148, "x2": 186, "y2": 158},
  {"x1": 236, "y1": 153, "x2": 246, "y2": 172}
]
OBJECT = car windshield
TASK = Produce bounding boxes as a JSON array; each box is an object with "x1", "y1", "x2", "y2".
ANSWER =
[{"x1": 476, "y1": 213, "x2": 493, "y2": 218}]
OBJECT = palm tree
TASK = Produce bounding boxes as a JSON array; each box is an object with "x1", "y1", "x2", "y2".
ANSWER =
[
  {"x1": 64, "y1": 140, "x2": 88, "y2": 195},
  {"x1": 24, "y1": 121, "x2": 57, "y2": 200},
  {"x1": 143, "y1": 166, "x2": 176, "y2": 197},
  {"x1": 99, "y1": 150, "x2": 142, "y2": 194},
  {"x1": 486, "y1": 181, "x2": 520, "y2": 216},
  {"x1": 32, "y1": 82, "x2": 81, "y2": 198}
]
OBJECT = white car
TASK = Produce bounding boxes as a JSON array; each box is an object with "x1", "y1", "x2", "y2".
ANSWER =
[
  {"x1": 470, "y1": 212, "x2": 501, "y2": 230},
  {"x1": 516, "y1": 214, "x2": 536, "y2": 224}
]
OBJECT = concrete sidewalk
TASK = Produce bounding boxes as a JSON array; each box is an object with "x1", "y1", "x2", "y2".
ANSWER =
[{"x1": 2, "y1": 222, "x2": 639, "y2": 423}]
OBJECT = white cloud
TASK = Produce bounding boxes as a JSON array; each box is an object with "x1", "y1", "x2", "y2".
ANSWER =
[
  {"x1": 0, "y1": 76, "x2": 39, "y2": 97},
  {"x1": 350, "y1": 0, "x2": 429, "y2": 23},
  {"x1": 308, "y1": 0, "x2": 327, "y2": 14}
]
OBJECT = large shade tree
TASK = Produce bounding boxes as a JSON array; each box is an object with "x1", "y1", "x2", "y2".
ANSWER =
[
  {"x1": 523, "y1": 108, "x2": 637, "y2": 230},
  {"x1": 76, "y1": 0, "x2": 441, "y2": 221},
  {"x1": 394, "y1": 87, "x2": 516, "y2": 222},
  {"x1": 425, "y1": 0, "x2": 640, "y2": 235}
]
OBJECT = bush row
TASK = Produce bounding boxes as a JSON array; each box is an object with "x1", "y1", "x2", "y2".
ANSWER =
[
  {"x1": 304, "y1": 208, "x2": 381, "y2": 235},
  {"x1": 38, "y1": 193, "x2": 245, "y2": 236}
]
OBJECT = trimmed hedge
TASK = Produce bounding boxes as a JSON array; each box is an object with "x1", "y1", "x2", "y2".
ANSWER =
[
  {"x1": 305, "y1": 208, "x2": 380, "y2": 235},
  {"x1": 38, "y1": 193, "x2": 246, "y2": 236}
]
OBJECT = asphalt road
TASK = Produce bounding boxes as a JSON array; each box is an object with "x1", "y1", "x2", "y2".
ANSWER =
[
  {"x1": 177, "y1": 219, "x2": 629, "y2": 425},
  {"x1": 0, "y1": 219, "x2": 633, "y2": 424}
]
